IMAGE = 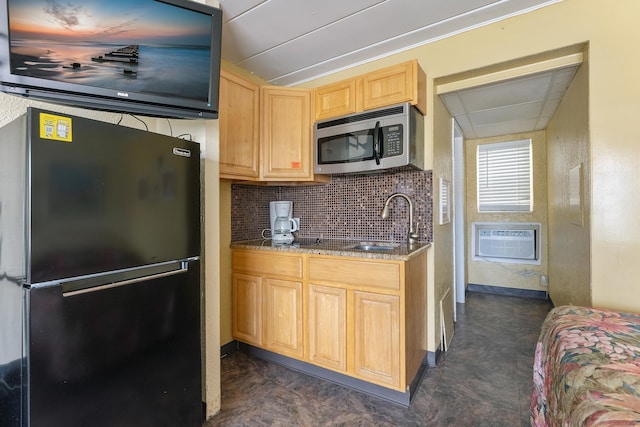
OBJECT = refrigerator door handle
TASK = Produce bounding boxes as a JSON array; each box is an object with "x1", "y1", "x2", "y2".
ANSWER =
[{"x1": 62, "y1": 262, "x2": 188, "y2": 297}]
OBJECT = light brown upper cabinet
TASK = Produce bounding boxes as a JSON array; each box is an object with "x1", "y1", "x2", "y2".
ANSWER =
[
  {"x1": 219, "y1": 69, "x2": 328, "y2": 184},
  {"x1": 314, "y1": 79, "x2": 361, "y2": 121},
  {"x1": 260, "y1": 86, "x2": 314, "y2": 181},
  {"x1": 314, "y1": 60, "x2": 427, "y2": 121},
  {"x1": 362, "y1": 61, "x2": 426, "y2": 113},
  {"x1": 219, "y1": 69, "x2": 260, "y2": 180}
]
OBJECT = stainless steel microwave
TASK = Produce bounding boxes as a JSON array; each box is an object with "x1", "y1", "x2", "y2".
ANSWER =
[{"x1": 314, "y1": 102, "x2": 424, "y2": 174}]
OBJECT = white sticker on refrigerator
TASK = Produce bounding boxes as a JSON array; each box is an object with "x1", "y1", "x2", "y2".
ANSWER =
[{"x1": 172, "y1": 147, "x2": 191, "y2": 158}]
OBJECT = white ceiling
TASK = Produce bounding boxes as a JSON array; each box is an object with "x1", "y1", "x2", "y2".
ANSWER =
[
  {"x1": 219, "y1": 0, "x2": 561, "y2": 86},
  {"x1": 218, "y1": 0, "x2": 579, "y2": 138},
  {"x1": 438, "y1": 63, "x2": 580, "y2": 138}
]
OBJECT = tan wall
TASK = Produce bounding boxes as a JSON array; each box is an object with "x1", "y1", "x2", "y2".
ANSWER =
[
  {"x1": 546, "y1": 58, "x2": 591, "y2": 307},
  {"x1": 219, "y1": 180, "x2": 233, "y2": 345},
  {"x1": 431, "y1": 96, "x2": 454, "y2": 350},
  {"x1": 201, "y1": 120, "x2": 221, "y2": 418},
  {"x1": 465, "y1": 131, "x2": 548, "y2": 291}
]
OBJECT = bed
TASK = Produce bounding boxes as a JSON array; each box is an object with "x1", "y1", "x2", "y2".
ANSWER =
[{"x1": 531, "y1": 305, "x2": 640, "y2": 426}]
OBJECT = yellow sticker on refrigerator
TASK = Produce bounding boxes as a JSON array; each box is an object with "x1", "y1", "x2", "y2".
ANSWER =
[{"x1": 40, "y1": 113, "x2": 73, "y2": 142}]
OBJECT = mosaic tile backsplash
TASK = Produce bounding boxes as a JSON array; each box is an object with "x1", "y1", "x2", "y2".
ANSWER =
[{"x1": 231, "y1": 168, "x2": 433, "y2": 244}]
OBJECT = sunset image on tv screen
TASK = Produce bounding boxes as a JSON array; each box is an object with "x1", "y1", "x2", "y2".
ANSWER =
[{"x1": 8, "y1": 0, "x2": 212, "y2": 102}]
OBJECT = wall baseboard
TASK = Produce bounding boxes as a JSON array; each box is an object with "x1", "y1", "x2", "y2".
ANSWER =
[
  {"x1": 237, "y1": 342, "x2": 428, "y2": 407},
  {"x1": 220, "y1": 340, "x2": 239, "y2": 358},
  {"x1": 427, "y1": 346, "x2": 441, "y2": 367},
  {"x1": 467, "y1": 283, "x2": 548, "y2": 300}
]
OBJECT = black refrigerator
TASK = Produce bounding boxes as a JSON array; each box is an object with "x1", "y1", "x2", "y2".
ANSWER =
[{"x1": 0, "y1": 108, "x2": 202, "y2": 427}]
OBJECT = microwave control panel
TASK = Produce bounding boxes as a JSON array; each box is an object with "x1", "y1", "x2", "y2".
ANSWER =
[{"x1": 383, "y1": 125, "x2": 403, "y2": 156}]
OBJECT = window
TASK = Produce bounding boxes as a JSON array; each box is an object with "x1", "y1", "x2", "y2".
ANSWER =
[{"x1": 477, "y1": 139, "x2": 532, "y2": 212}]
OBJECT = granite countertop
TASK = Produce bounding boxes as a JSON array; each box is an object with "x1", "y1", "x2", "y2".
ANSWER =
[{"x1": 230, "y1": 237, "x2": 431, "y2": 261}]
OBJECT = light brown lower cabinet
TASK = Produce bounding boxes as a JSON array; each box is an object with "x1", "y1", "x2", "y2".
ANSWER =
[
  {"x1": 308, "y1": 284, "x2": 347, "y2": 372},
  {"x1": 232, "y1": 250, "x2": 304, "y2": 358},
  {"x1": 231, "y1": 273, "x2": 262, "y2": 346},
  {"x1": 231, "y1": 248, "x2": 427, "y2": 393},
  {"x1": 264, "y1": 278, "x2": 303, "y2": 359},
  {"x1": 353, "y1": 291, "x2": 401, "y2": 388}
]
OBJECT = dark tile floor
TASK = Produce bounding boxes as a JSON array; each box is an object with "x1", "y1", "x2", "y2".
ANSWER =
[{"x1": 205, "y1": 291, "x2": 553, "y2": 427}]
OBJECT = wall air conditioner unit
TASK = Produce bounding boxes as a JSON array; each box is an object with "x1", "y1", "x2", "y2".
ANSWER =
[{"x1": 472, "y1": 222, "x2": 541, "y2": 265}]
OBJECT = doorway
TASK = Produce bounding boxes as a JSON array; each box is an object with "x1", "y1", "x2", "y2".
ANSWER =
[{"x1": 435, "y1": 48, "x2": 586, "y2": 335}]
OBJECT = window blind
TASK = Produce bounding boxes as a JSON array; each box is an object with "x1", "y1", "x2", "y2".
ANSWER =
[{"x1": 477, "y1": 139, "x2": 532, "y2": 212}]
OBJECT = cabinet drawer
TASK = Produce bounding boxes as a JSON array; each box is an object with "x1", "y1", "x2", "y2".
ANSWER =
[
  {"x1": 233, "y1": 251, "x2": 303, "y2": 278},
  {"x1": 308, "y1": 257, "x2": 400, "y2": 290}
]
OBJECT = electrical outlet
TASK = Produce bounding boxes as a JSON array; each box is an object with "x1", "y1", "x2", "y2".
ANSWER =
[{"x1": 541, "y1": 275, "x2": 548, "y2": 286}]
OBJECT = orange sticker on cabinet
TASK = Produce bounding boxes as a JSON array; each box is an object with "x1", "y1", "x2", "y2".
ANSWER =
[{"x1": 291, "y1": 162, "x2": 301, "y2": 169}]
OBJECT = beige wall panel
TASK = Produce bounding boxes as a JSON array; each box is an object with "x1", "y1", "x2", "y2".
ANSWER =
[
  {"x1": 546, "y1": 61, "x2": 591, "y2": 307},
  {"x1": 219, "y1": 180, "x2": 233, "y2": 345},
  {"x1": 432, "y1": 96, "x2": 454, "y2": 352},
  {"x1": 465, "y1": 130, "x2": 548, "y2": 291}
]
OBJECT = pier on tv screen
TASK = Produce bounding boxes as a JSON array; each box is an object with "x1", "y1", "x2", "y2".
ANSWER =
[{"x1": 7, "y1": 0, "x2": 213, "y2": 102}]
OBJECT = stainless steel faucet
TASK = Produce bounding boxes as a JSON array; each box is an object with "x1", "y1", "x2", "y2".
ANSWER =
[{"x1": 379, "y1": 192, "x2": 419, "y2": 244}]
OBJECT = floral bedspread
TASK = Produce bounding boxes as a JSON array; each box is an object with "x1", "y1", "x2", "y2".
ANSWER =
[{"x1": 531, "y1": 305, "x2": 640, "y2": 426}]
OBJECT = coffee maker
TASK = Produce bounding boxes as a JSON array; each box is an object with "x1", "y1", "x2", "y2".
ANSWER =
[{"x1": 268, "y1": 201, "x2": 298, "y2": 244}]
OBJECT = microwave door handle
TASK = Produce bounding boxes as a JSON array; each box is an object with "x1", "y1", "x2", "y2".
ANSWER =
[
  {"x1": 378, "y1": 122, "x2": 384, "y2": 158},
  {"x1": 373, "y1": 121, "x2": 381, "y2": 165}
]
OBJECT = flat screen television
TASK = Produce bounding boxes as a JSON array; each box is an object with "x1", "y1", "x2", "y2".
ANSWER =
[{"x1": 0, "y1": 0, "x2": 222, "y2": 119}]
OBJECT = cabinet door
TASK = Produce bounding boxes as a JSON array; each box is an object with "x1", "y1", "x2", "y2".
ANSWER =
[
  {"x1": 353, "y1": 291, "x2": 401, "y2": 389},
  {"x1": 264, "y1": 278, "x2": 303, "y2": 358},
  {"x1": 314, "y1": 79, "x2": 358, "y2": 121},
  {"x1": 308, "y1": 284, "x2": 347, "y2": 372},
  {"x1": 219, "y1": 70, "x2": 260, "y2": 179},
  {"x1": 232, "y1": 273, "x2": 263, "y2": 346},
  {"x1": 362, "y1": 61, "x2": 424, "y2": 113},
  {"x1": 260, "y1": 87, "x2": 312, "y2": 180}
]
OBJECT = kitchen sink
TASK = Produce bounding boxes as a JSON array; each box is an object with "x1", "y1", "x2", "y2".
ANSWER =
[{"x1": 345, "y1": 241, "x2": 400, "y2": 251}]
